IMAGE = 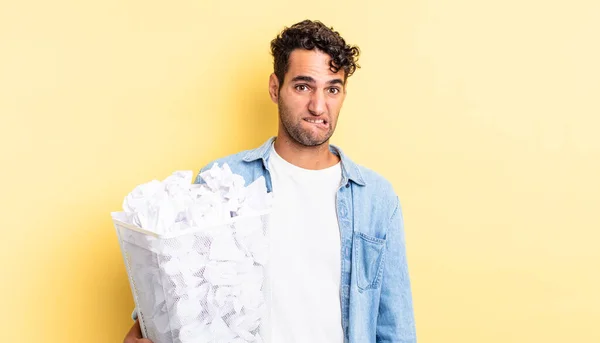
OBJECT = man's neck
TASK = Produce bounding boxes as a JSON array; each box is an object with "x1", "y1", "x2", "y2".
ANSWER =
[{"x1": 273, "y1": 135, "x2": 340, "y2": 170}]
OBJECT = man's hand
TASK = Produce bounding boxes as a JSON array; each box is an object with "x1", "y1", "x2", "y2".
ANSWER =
[{"x1": 123, "y1": 319, "x2": 153, "y2": 343}]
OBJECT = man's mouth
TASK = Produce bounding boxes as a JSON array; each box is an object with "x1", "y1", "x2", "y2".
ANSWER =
[{"x1": 303, "y1": 118, "x2": 328, "y2": 128}]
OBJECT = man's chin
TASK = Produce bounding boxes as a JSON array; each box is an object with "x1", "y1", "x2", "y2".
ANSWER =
[
  {"x1": 284, "y1": 125, "x2": 333, "y2": 147},
  {"x1": 297, "y1": 136, "x2": 330, "y2": 147}
]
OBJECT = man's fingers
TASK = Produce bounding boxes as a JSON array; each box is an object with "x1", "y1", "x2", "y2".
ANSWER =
[{"x1": 136, "y1": 339, "x2": 153, "y2": 343}]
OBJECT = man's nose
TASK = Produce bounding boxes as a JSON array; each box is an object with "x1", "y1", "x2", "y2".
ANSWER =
[{"x1": 308, "y1": 90, "x2": 326, "y2": 115}]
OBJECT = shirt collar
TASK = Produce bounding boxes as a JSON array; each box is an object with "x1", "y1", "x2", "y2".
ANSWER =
[{"x1": 243, "y1": 137, "x2": 366, "y2": 186}]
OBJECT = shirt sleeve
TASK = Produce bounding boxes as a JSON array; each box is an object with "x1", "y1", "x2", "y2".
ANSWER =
[{"x1": 376, "y1": 196, "x2": 417, "y2": 343}]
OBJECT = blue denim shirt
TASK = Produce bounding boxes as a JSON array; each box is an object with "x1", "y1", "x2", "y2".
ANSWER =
[
  {"x1": 197, "y1": 137, "x2": 416, "y2": 343},
  {"x1": 132, "y1": 137, "x2": 416, "y2": 343}
]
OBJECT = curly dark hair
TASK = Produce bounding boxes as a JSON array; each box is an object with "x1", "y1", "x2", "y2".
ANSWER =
[{"x1": 270, "y1": 20, "x2": 360, "y2": 86}]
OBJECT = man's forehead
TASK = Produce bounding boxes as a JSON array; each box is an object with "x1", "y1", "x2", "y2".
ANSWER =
[{"x1": 286, "y1": 49, "x2": 345, "y2": 80}]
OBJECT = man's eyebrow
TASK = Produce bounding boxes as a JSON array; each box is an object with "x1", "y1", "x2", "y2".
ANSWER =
[
  {"x1": 290, "y1": 75, "x2": 315, "y2": 83},
  {"x1": 327, "y1": 78, "x2": 345, "y2": 86},
  {"x1": 290, "y1": 75, "x2": 345, "y2": 86}
]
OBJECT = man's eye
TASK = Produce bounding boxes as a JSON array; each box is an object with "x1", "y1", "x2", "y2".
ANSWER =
[
  {"x1": 295, "y1": 85, "x2": 309, "y2": 91},
  {"x1": 329, "y1": 87, "x2": 340, "y2": 94}
]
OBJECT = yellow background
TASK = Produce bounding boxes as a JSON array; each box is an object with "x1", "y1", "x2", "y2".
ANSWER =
[{"x1": 1, "y1": 0, "x2": 598, "y2": 342}]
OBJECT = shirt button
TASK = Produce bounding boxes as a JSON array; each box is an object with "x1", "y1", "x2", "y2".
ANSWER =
[{"x1": 345, "y1": 183, "x2": 350, "y2": 188}]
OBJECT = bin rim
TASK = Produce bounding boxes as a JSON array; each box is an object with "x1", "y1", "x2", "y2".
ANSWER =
[{"x1": 111, "y1": 209, "x2": 271, "y2": 239}]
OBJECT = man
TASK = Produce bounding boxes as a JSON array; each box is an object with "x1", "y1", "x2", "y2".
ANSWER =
[{"x1": 124, "y1": 19, "x2": 416, "y2": 343}]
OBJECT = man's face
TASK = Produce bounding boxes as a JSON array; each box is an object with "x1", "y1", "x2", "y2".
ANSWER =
[{"x1": 269, "y1": 49, "x2": 347, "y2": 147}]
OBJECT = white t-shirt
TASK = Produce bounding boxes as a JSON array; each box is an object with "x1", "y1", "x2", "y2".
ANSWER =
[{"x1": 265, "y1": 144, "x2": 344, "y2": 343}]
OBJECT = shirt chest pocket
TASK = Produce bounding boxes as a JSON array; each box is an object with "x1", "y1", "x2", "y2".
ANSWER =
[{"x1": 353, "y1": 232, "x2": 386, "y2": 291}]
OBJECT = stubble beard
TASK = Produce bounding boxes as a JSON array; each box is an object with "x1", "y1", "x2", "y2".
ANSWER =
[{"x1": 278, "y1": 98, "x2": 334, "y2": 147}]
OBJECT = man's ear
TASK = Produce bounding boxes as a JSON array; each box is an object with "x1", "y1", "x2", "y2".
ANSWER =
[{"x1": 268, "y1": 73, "x2": 279, "y2": 103}]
